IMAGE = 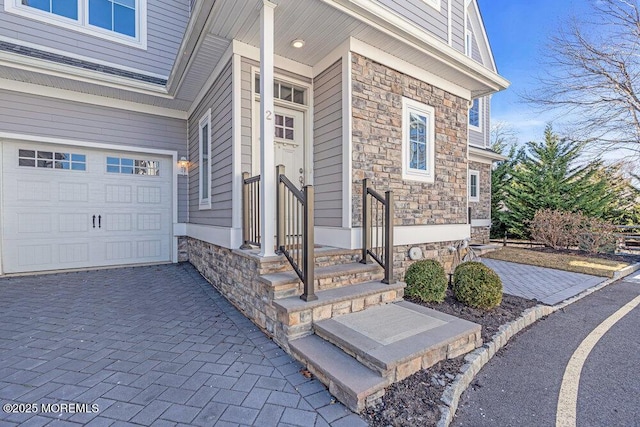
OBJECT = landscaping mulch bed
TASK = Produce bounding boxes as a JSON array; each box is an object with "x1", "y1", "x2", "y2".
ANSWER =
[
  {"x1": 362, "y1": 290, "x2": 537, "y2": 427},
  {"x1": 529, "y1": 246, "x2": 640, "y2": 263}
]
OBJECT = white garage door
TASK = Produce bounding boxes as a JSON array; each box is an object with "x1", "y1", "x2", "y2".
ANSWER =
[{"x1": 2, "y1": 142, "x2": 173, "y2": 273}]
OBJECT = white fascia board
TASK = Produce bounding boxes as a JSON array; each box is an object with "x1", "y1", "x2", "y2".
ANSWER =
[
  {"x1": 469, "y1": 145, "x2": 507, "y2": 163},
  {"x1": 321, "y1": 0, "x2": 509, "y2": 93},
  {"x1": 341, "y1": 50, "x2": 353, "y2": 229},
  {"x1": 315, "y1": 224, "x2": 471, "y2": 249},
  {"x1": 349, "y1": 37, "x2": 470, "y2": 100},
  {"x1": 166, "y1": 0, "x2": 216, "y2": 93},
  {"x1": 0, "y1": 51, "x2": 171, "y2": 97},
  {"x1": 174, "y1": 223, "x2": 187, "y2": 236},
  {"x1": 232, "y1": 40, "x2": 313, "y2": 79},
  {"x1": 0, "y1": 78, "x2": 187, "y2": 119},
  {"x1": 471, "y1": 219, "x2": 491, "y2": 227},
  {"x1": 231, "y1": 53, "x2": 243, "y2": 229},
  {"x1": 186, "y1": 224, "x2": 241, "y2": 249},
  {"x1": 469, "y1": 0, "x2": 497, "y2": 73}
]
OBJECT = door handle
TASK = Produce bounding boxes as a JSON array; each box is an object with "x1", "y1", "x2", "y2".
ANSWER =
[
  {"x1": 92, "y1": 215, "x2": 96, "y2": 228},
  {"x1": 98, "y1": 215, "x2": 102, "y2": 229}
]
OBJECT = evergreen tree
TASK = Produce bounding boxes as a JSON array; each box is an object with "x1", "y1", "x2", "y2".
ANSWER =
[
  {"x1": 502, "y1": 125, "x2": 616, "y2": 237},
  {"x1": 490, "y1": 141, "x2": 522, "y2": 239}
]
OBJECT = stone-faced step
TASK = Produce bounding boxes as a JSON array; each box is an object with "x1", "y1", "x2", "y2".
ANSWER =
[
  {"x1": 313, "y1": 301, "x2": 482, "y2": 381},
  {"x1": 258, "y1": 262, "x2": 384, "y2": 299},
  {"x1": 289, "y1": 334, "x2": 390, "y2": 413},
  {"x1": 273, "y1": 280, "x2": 406, "y2": 342}
]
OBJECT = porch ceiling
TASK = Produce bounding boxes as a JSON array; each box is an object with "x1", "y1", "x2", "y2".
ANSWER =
[{"x1": 206, "y1": 0, "x2": 507, "y2": 97}]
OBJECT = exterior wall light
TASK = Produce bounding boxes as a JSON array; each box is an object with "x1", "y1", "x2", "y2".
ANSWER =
[{"x1": 178, "y1": 156, "x2": 189, "y2": 175}]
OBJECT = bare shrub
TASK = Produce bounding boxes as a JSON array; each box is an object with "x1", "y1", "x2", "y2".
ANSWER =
[
  {"x1": 529, "y1": 209, "x2": 583, "y2": 249},
  {"x1": 577, "y1": 217, "x2": 618, "y2": 254}
]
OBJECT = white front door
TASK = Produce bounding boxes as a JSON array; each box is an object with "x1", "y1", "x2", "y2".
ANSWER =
[
  {"x1": 274, "y1": 107, "x2": 305, "y2": 187},
  {"x1": 2, "y1": 142, "x2": 172, "y2": 273},
  {"x1": 254, "y1": 103, "x2": 306, "y2": 187}
]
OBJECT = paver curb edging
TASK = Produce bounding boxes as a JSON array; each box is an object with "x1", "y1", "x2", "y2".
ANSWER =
[{"x1": 436, "y1": 261, "x2": 640, "y2": 427}]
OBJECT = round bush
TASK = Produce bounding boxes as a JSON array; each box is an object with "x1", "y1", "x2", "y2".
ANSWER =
[
  {"x1": 404, "y1": 259, "x2": 448, "y2": 303},
  {"x1": 452, "y1": 262, "x2": 503, "y2": 309}
]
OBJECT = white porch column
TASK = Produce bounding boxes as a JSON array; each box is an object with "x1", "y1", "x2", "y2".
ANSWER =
[{"x1": 259, "y1": 0, "x2": 277, "y2": 257}]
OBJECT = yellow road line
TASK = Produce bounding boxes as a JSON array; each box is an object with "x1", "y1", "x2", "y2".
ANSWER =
[{"x1": 556, "y1": 294, "x2": 640, "y2": 427}]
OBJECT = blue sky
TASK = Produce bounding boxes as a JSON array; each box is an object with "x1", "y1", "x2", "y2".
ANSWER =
[{"x1": 476, "y1": 0, "x2": 593, "y2": 145}]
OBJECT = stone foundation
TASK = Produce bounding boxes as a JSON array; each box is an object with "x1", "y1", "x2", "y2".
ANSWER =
[
  {"x1": 392, "y1": 240, "x2": 458, "y2": 280},
  {"x1": 471, "y1": 226, "x2": 491, "y2": 244},
  {"x1": 178, "y1": 236, "x2": 189, "y2": 262}
]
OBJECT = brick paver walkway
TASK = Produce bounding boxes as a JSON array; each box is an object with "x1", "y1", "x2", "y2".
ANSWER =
[
  {"x1": 0, "y1": 263, "x2": 367, "y2": 426},
  {"x1": 481, "y1": 259, "x2": 605, "y2": 305}
]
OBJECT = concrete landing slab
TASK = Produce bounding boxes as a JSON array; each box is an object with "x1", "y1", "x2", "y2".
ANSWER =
[
  {"x1": 333, "y1": 303, "x2": 447, "y2": 345},
  {"x1": 315, "y1": 301, "x2": 481, "y2": 373}
]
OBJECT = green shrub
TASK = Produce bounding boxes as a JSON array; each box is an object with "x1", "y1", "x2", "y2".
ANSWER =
[
  {"x1": 404, "y1": 259, "x2": 447, "y2": 303},
  {"x1": 452, "y1": 262, "x2": 503, "y2": 309}
]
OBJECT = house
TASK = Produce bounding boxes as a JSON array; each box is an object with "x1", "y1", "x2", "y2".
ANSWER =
[{"x1": 0, "y1": 0, "x2": 508, "y2": 411}]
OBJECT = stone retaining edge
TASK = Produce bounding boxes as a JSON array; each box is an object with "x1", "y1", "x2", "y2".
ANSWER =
[{"x1": 436, "y1": 261, "x2": 640, "y2": 427}]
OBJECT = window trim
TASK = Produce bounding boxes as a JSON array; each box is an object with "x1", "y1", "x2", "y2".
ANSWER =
[
  {"x1": 401, "y1": 97, "x2": 436, "y2": 184},
  {"x1": 469, "y1": 98, "x2": 482, "y2": 132},
  {"x1": 198, "y1": 109, "x2": 212, "y2": 210},
  {"x1": 469, "y1": 170, "x2": 480, "y2": 202},
  {"x1": 4, "y1": 0, "x2": 148, "y2": 50}
]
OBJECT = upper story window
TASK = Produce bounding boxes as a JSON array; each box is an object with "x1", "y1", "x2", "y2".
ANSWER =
[
  {"x1": 5, "y1": 0, "x2": 147, "y2": 49},
  {"x1": 469, "y1": 98, "x2": 482, "y2": 131},
  {"x1": 402, "y1": 97, "x2": 436, "y2": 183}
]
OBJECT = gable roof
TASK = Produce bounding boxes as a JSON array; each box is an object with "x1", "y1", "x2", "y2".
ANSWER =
[{"x1": 466, "y1": 0, "x2": 498, "y2": 73}]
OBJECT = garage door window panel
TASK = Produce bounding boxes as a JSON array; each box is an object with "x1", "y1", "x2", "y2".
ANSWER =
[
  {"x1": 19, "y1": 149, "x2": 86, "y2": 171},
  {"x1": 107, "y1": 157, "x2": 159, "y2": 175}
]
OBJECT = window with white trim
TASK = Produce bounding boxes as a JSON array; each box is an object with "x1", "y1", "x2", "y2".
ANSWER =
[
  {"x1": 402, "y1": 97, "x2": 436, "y2": 183},
  {"x1": 469, "y1": 98, "x2": 482, "y2": 131},
  {"x1": 469, "y1": 170, "x2": 479, "y2": 202},
  {"x1": 4, "y1": 0, "x2": 147, "y2": 48},
  {"x1": 199, "y1": 109, "x2": 212, "y2": 209}
]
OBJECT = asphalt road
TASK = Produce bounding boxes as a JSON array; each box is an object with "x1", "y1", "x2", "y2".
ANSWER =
[{"x1": 452, "y1": 274, "x2": 640, "y2": 427}]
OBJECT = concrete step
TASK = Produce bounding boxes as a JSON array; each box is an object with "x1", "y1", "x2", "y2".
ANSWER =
[
  {"x1": 289, "y1": 334, "x2": 390, "y2": 413},
  {"x1": 273, "y1": 280, "x2": 406, "y2": 342},
  {"x1": 314, "y1": 301, "x2": 482, "y2": 381},
  {"x1": 259, "y1": 262, "x2": 384, "y2": 299}
]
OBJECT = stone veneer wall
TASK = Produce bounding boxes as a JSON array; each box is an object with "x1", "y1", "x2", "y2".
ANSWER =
[
  {"x1": 469, "y1": 161, "x2": 492, "y2": 243},
  {"x1": 393, "y1": 241, "x2": 458, "y2": 280},
  {"x1": 186, "y1": 238, "x2": 293, "y2": 347},
  {"x1": 351, "y1": 53, "x2": 468, "y2": 227},
  {"x1": 178, "y1": 237, "x2": 189, "y2": 262}
]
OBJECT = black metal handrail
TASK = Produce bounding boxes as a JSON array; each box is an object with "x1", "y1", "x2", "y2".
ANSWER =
[
  {"x1": 241, "y1": 173, "x2": 261, "y2": 248},
  {"x1": 276, "y1": 165, "x2": 317, "y2": 301},
  {"x1": 360, "y1": 178, "x2": 395, "y2": 284}
]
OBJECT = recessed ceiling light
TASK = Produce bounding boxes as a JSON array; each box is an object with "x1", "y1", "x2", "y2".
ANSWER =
[{"x1": 291, "y1": 39, "x2": 305, "y2": 48}]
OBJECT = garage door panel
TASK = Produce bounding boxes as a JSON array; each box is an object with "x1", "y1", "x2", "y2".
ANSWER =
[{"x1": 3, "y1": 142, "x2": 173, "y2": 273}]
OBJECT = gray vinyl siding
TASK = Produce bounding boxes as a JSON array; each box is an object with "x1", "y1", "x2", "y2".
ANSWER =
[
  {"x1": 240, "y1": 58, "x2": 254, "y2": 175},
  {"x1": 313, "y1": 60, "x2": 343, "y2": 228},
  {"x1": 468, "y1": 17, "x2": 483, "y2": 64},
  {"x1": 0, "y1": 88, "x2": 188, "y2": 221},
  {"x1": 188, "y1": 60, "x2": 233, "y2": 228},
  {"x1": 0, "y1": 0, "x2": 188, "y2": 77},
  {"x1": 377, "y1": 0, "x2": 449, "y2": 43},
  {"x1": 451, "y1": 0, "x2": 465, "y2": 52}
]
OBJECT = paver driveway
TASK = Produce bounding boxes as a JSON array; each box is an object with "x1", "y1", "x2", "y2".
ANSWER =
[{"x1": 0, "y1": 263, "x2": 366, "y2": 426}]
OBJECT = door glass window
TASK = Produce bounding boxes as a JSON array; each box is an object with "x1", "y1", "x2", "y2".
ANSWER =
[{"x1": 275, "y1": 114, "x2": 295, "y2": 140}]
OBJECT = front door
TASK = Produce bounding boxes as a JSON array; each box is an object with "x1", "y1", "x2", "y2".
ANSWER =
[
  {"x1": 274, "y1": 107, "x2": 305, "y2": 187},
  {"x1": 254, "y1": 103, "x2": 305, "y2": 187}
]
